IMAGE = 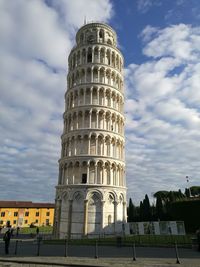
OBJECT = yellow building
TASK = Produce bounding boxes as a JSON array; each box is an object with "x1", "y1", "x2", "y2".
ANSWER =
[{"x1": 0, "y1": 201, "x2": 54, "y2": 228}]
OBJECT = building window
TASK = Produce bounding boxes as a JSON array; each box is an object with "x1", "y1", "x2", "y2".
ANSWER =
[
  {"x1": 13, "y1": 220, "x2": 17, "y2": 224},
  {"x1": 14, "y1": 212, "x2": 18, "y2": 217},
  {"x1": 36, "y1": 212, "x2": 39, "y2": 217},
  {"x1": 24, "y1": 220, "x2": 28, "y2": 224},
  {"x1": 35, "y1": 219, "x2": 38, "y2": 223},
  {"x1": 0, "y1": 220, "x2": 3, "y2": 225},
  {"x1": 1, "y1": 212, "x2": 5, "y2": 217},
  {"x1": 46, "y1": 219, "x2": 50, "y2": 226},
  {"x1": 25, "y1": 212, "x2": 29, "y2": 216},
  {"x1": 46, "y1": 212, "x2": 50, "y2": 216}
]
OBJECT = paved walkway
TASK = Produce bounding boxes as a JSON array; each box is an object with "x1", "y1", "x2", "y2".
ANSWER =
[{"x1": 0, "y1": 256, "x2": 200, "y2": 267}]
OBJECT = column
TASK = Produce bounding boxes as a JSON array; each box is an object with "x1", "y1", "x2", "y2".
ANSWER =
[
  {"x1": 89, "y1": 111, "x2": 92, "y2": 128},
  {"x1": 114, "y1": 201, "x2": 118, "y2": 231},
  {"x1": 97, "y1": 70, "x2": 100, "y2": 84},
  {"x1": 83, "y1": 88, "x2": 86, "y2": 105},
  {"x1": 102, "y1": 114, "x2": 105, "y2": 130},
  {"x1": 66, "y1": 167, "x2": 68, "y2": 184},
  {"x1": 90, "y1": 88, "x2": 93, "y2": 104},
  {"x1": 72, "y1": 92, "x2": 75, "y2": 107},
  {"x1": 101, "y1": 200, "x2": 105, "y2": 231},
  {"x1": 123, "y1": 169, "x2": 126, "y2": 186},
  {"x1": 74, "y1": 137, "x2": 77, "y2": 155},
  {"x1": 83, "y1": 200, "x2": 88, "y2": 235},
  {"x1": 58, "y1": 167, "x2": 62, "y2": 184},
  {"x1": 102, "y1": 164, "x2": 105, "y2": 184},
  {"x1": 94, "y1": 163, "x2": 97, "y2": 184},
  {"x1": 103, "y1": 91, "x2": 105, "y2": 106},
  {"x1": 91, "y1": 67, "x2": 93, "y2": 83},
  {"x1": 84, "y1": 68, "x2": 87, "y2": 83},
  {"x1": 80, "y1": 137, "x2": 83, "y2": 154},
  {"x1": 88, "y1": 137, "x2": 90, "y2": 154},
  {"x1": 82, "y1": 112, "x2": 85, "y2": 128},
  {"x1": 61, "y1": 143, "x2": 64, "y2": 157},
  {"x1": 96, "y1": 112, "x2": 99, "y2": 128},
  {"x1": 95, "y1": 137, "x2": 98, "y2": 154},
  {"x1": 67, "y1": 200, "x2": 73, "y2": 239},
  {"x1": 123, "y1": 201, "x2": 127, "y2": 222},
  {"x1": 72, "y1": 165, "x2": 75, "y2": 184},
  {"x1": 54, "y1": 198, "x2": 61, "y2": 238},
  {"x1": 87, "y1": 163, "x2": 89, "y2": 184},
  {"x1": 92, "y1": 48, "x2": 94, "y2": 63},
  {"x1": 62, "y1": 166, "x2": 65, "y2": 184},
  {"x1": 102, "y1": 137, "x2": 105, "y2": 156},
  {"x1": 97, "y1": 29, "x2": 99, "y2": 43}
]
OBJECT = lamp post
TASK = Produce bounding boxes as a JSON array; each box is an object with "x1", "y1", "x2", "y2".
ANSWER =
[{"x1": 186, "y1": 176, "x2": 191, "y2": 197}]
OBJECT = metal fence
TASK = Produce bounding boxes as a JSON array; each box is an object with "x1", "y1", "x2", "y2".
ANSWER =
[{"x1": 0, "y1": 236, "x2": 199, "y2": 262}]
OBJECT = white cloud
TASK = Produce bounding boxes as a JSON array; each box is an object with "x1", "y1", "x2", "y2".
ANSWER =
[
  {"x1": 125, "y1": 24, "x2": 200, "y2": 203},
  {"x1": 0, "y1": 0, "x2": 113, "y2": 202},
  {"x1": 137, "y1": 0, "x2": 161, "y2": 13},
  {"x1": 142, "y1": 24, "x2": 200, "y2": 61}
]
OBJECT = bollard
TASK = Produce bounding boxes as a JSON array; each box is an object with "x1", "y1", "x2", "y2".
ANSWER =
[
  {"x1": 64, "y1": 239, "x2": 68, "y2": 257},
  {"x1": 132, "y1": 243, "x2": 136, "y2": 261},
  {"x1": 175, "y1": 242, "x2": 180, "y2": 264},
  {"x1": 14, "y1": 240, "x2": 18, "y2": 255},
  {"x1": 94, "y1": 240, "x2": 98, "y2": 259},
  {"x1": 37, "y1": 238, "x2": 41, "y2": 256}
]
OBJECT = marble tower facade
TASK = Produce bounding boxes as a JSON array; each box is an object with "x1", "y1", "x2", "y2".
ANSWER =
[{"x1": 54, "y1": 22, "x2": 127, "y2": 238}]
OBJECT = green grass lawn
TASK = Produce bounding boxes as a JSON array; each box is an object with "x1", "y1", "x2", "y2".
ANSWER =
[
  {"x1": 19, "y1": 226, "x2": 53, "y2": 234},
  {"x1": 16, "y1": 227, "x2": 194, "y2": 247}
]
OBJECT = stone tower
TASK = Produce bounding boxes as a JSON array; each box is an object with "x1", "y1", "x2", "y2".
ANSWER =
[{"x1": 54, "y1": 22, "x2": 127, "y2": 238}]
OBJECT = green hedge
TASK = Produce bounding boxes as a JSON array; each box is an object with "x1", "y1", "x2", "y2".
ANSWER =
[{"x1": 168, "y1": 199, "x2": 200, "y2": 233}]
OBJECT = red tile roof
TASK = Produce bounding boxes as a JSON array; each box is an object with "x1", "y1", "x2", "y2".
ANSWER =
[{"x1": 0, "y1": 201, "x2": 55, "y2": 208}]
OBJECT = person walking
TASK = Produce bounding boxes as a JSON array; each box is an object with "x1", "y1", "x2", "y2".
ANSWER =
[
  {"x1": 16, "y1": 226, "x2": 20, "y2": 236},
  {"x1": 196, "y1": 228, "x2": 200, "y2": 252},
  {"x1": 3, "y1": 229, "x2": 11, "y2": 255},
  {"x1": 36, "y1": 227, "x2": 39, "y2": 235}
]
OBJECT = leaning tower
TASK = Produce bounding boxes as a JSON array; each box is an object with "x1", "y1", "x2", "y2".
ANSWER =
[{"x1": 54, "y1": 22, "x2": 127, "y2": 238}]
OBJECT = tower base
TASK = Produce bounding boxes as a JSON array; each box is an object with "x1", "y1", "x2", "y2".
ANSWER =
[{"x1": 53, "y1": 185, "x2": 127, "y2": 239}]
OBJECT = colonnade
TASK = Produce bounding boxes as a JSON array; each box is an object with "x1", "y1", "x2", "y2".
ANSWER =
[
  {"x1": 66, "y1": 86, "x2": 124, "y2": 112},
  {"x1": 58, "y1": 160, "x2": 125, "y2": 187},
  {"x1": 69, "y1": 45, "x2": 122, "y2": 72},
  {"x1": 61, "y1": 134, "x2": 125, "y2": 160},
  {"x1": 68, "y1": 66, "x2": 123, "y2": 90},
  {"x1": 64, "y1": 109, "x2": 124, "y2": 135}
]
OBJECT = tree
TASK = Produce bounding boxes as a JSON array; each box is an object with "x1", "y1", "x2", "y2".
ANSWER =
[
  {"x1": 139, "y1": 201, "x2": 144, "y2": 221},
  {"x1": 156, "y1": 195, "x2": 164, "y2": 220},
  {"x1": 143, "y1": 194, "x2": 151, "y2": 221},
  {"x1": 127, "y1": 198, "x2": 134, "y2": 222},
  {"x1": 185, "y1": 188, "x2": 190, "y2": 198},
  {"x1": 190, "y1": 186, "x2": 200, "y2": 196},
  {"x1": 153, "y1": 191, "x2": 169, "y2": 201}
]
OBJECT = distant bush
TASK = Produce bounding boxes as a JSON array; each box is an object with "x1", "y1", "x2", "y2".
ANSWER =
[{"x1": 168, "y1": 199, "x2": 200, "y2": 233}]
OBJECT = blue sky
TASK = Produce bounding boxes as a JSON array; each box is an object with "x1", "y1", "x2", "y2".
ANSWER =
[{"x1": 0, "y1": 0, "x2": 200, "y2": 205}]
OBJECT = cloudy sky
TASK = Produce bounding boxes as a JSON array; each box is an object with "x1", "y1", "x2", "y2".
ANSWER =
[{"x1": 0, "y1": 0, "x2": 200, "y2": 204}]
